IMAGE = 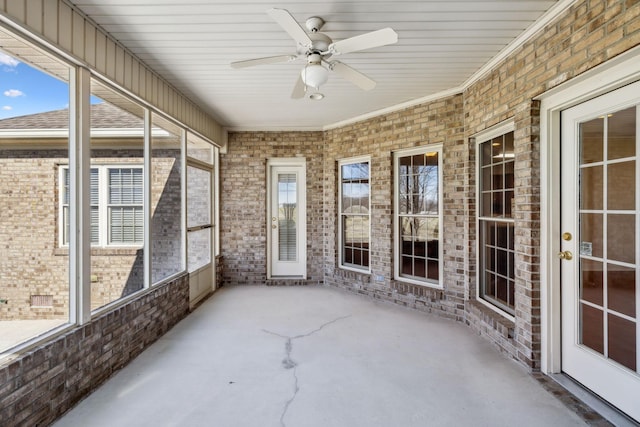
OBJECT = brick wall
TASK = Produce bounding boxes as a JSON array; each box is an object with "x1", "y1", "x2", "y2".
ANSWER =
[
  {"x1": 462, "y1": 0, "x2": 640, "y2": 369},
  {"x1": 0, "y1": 150, "x2": 70, "y2": 320},
  {"x1": 217, "y1": 0, "x2": 640, "y2": 371},
  {"x1": 0, "y1": 147, "x2": 182, "y2": 320},
  {"x1": 323, "y1": 96, "x2": 466, "y2": 320},
  {"x1": 220, "y1": 131, "x2": 324, "y2": 286},
  {"x1": 0, "y1": 273, "x2": 189, "y2": 427}
]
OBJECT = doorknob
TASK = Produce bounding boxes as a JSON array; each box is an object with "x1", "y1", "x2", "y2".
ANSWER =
[{"x1": 557, "y1": 251, "x2": 573, "y2": 260}]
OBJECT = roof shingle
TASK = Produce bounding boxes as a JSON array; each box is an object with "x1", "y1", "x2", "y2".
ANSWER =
[{"x1": 0, "y1": 102, "x2": 144, "y2": 130}]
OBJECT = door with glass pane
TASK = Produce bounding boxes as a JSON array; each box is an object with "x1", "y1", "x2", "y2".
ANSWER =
[
  {"x1": 268, "y1": 161, "x2": 306, "y2": 278},
  {"x1": 560, "y1": 81, "x2": 640, "y2": 422},
  {"x1": 187, "y1": 162, "x2": 213, "y2": 304}
]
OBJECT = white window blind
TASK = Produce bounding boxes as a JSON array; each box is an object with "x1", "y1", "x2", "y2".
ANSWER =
[
  {"x1": 108, "y1": 168, "x2": 143, "y2": 244},
  {"x1": 61, "y1": 166, "x2": 142, "y2": 247}
]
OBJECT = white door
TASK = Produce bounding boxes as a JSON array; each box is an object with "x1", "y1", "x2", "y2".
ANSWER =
[
  {"x1": 560, "y1": 81, "x2": 640, "y2": 422},
  {"x1": 268, "y1": 160, "x2": 306, "y2": 278}
]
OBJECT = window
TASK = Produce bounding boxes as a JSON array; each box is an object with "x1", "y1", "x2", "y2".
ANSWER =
[
  {"x1": 61, "y1": 166, "x2": 143, "y2": 247},
  {"x1": 394, "y1": 146, "x2": 442, "y2": 286},
  {"x1": 478, "y1": 127, "x2": 515, "y2": 316},
  {"x1": 339, "y1": 157, "x2": 370, "y2": 271}
]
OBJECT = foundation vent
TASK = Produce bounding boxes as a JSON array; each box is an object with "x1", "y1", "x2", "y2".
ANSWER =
[{"x1": 31, "y1": 295, "x2": 53, "y2": 307}]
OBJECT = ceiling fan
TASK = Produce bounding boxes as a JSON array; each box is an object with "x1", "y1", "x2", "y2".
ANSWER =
[{"x1": 231, "y1": 8, "x2": 398, "y2": 100}]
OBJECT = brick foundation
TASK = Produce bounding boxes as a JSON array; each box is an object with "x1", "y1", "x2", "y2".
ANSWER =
[{"x1": 0, "y1": 274, "x2": 189, "y2": 426}]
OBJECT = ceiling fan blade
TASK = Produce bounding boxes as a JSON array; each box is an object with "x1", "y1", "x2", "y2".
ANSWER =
[
  {"x1": 291, "y1": 74, "x2": 306, "y2": 99},
  {"x1": 330, "y1": 61, "x2": 376, "y2": 91},
  {"x1": 231, "y1": 55, "x2": 296, "y2": 69},
  {"x1": 267, "y1": 8, "x2": 312, "y2": 48},
  {"x1": 329, "y1": 28, "x2": 398, "y2": 55}
]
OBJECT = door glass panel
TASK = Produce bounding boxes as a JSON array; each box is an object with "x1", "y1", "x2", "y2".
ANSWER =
[
  {"x1": 581, "y1": 259, "x2": 603, "y2": 306},
  {"x1": 607, "y1": 161, "x2": 635, "y2": 210},
  {"x1": 187, "y1": 167, "x2": 211, "y2": 227},
  {"x1": 580, "y1": 213, "x2": 603, "y2": 258},
  {"x1": 607, "y1": 264, "x2": 635, "y2": 317},
  {"x1": 278, "y1": 173, "x2": 297, "y2": 261},
  {"x1": 187, "y1": 227, "x2": 211, "y2": 272},
  {"x1": 608, "y1": 107, "x2": 636, "y2": 160},
  {"x1": 580, "y1": 117, "x2": 604, "y2": 164},
  {"x1": 607, "y1": 214, "x2": 635, "y2": 264},
  {"x1": 581, "y1": 304, "x2": 604, "y2": 354},
  {"x1": 608, "y1": 314, "x2": 636, "y2": 371},
  {"x1": 580, "y1": 166, "x2": 603, "y2": 210}
]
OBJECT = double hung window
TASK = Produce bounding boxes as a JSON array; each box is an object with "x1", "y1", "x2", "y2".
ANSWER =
[
  {"x1": 61, "y1": 166, "x2": 143, "y2": 247},
  {"x1": 477, "y1": 128, "x2": 516, "y2": 315},
  {"x1": 394, "y1": 146, "x2": 442, "y2": 286},
  {"x1": 339, "y1": 157, "x2": 370, "y2": 271}
]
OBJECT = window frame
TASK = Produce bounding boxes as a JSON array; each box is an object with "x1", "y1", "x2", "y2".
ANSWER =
[
  {"x1": 338, "y1": 155, "x2": 371, "y2": 273},
  {"x1": 393, "y1": 144, "x2": 444, "y2": 288},
  {"x1": 59, "y1": 164, "x2": 144, "y2": 248},
  {"x1": 475, "y1": 120, "x2": 516, "y2": 320}
]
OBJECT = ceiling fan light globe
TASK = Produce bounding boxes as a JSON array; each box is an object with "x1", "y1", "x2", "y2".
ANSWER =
[{"x1": 301, "y1": 64, "x2": 328, "y2": 89}]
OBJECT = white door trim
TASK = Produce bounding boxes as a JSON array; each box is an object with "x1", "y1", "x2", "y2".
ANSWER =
[
  {"x1": 538, "y1": 45, "x2": 640, "y2": 374},
  {"x1": 266, "y1": 157, "x2": 307, "y2": 279}
]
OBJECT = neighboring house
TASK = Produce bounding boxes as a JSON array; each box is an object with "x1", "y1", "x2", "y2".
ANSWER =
[{"x1": 0, "y1": 102, "x2": 182, "y2": 318}]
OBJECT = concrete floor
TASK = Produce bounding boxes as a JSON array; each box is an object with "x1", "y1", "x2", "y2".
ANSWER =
[{"x1": 54, "y1": 285, "x2": 587, "y2": 427}]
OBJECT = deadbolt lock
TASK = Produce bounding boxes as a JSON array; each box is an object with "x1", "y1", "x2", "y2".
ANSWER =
[
  {"x1": 562, "y1": 232, "x2": 572, "y2": 241},
  {"x1": 272, "y1": 224, "x2": 277, "y2": 229}
]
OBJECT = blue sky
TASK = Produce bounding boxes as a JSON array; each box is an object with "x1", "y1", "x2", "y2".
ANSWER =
[{"x1": 0, "y1": 51, "x2": 71, "y2": 120}]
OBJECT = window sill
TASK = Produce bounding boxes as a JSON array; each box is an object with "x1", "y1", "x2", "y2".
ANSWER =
[
  {"x1": 339, "y1": 265, "x2": 370, "y2": 275},
  {"x1": 394, "y1": 276, "x2": 443, "y2": 290},
  {"x1": 471, "y1": 298, "x2": 516, "y2": 323},
  {"x1": 53, "y1": 247, "x2": 142, "y2": 256}
]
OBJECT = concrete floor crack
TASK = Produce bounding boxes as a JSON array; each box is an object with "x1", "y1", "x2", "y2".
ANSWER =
[{"x1": 263, "y1": 315, "x2": 351, "y2": 427}]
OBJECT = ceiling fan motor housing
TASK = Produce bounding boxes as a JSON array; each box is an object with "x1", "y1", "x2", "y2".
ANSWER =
[
  {"x1": 305, "y1": 16, "x2": 325, "y2": 32},
  {"x1": 297, "y1": 32, "x2": 332, "y2": 57}
]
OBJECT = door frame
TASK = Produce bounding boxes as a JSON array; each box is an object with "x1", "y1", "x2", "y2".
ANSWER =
[
  {"x1": 266, "y1": 157, "x2": 307, "y2": 279},
  {"x1": 538, "y1": 46, "x2": 640, "y2": 374}
]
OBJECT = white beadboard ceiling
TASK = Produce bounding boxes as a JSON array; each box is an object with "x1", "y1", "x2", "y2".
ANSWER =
[{"x1": 70, "y1": 0, "x2": 565, "y2": 130}]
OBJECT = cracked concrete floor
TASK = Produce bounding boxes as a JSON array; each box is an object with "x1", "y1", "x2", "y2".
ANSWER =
[{"x1": 53, "y1": 285, "x2": 587, "y2": 427}]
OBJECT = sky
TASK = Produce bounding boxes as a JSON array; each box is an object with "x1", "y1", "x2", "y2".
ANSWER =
[{"x1": 0, "y1": 51, "x2": 72, "y2": 120}]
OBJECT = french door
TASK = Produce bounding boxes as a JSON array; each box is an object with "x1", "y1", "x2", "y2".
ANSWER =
[
  {"x1": 560, "y1": 81, "x2": 640, "y2": 422},
  {"x1": 267, "y1": 159, "x2": 306, "y2": 278}
]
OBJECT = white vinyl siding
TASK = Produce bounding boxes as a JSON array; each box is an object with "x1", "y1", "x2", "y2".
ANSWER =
[{"x1": 61, "y1": 166, "x2": 143, "y2": 247}]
